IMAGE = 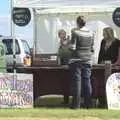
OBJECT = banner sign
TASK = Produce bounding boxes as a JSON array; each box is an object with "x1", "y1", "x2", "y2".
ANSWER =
[
  {"x1": 13, "y1": 7, "x2": 31, "y2": 26},
  {"x1": 0, "y1": 73, "x2": 33, "y2": 108},
  {"x1": 106, "y1": 73, "x2": 120, "y2": 110}
]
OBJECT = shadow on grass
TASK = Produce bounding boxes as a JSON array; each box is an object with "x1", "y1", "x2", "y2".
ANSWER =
[
  {"x1": 34, "y1": 95, "x2": 70, "y2": 108},
  {"x1": 33, "y1": 95, "x2": 102, "y2": 109}
]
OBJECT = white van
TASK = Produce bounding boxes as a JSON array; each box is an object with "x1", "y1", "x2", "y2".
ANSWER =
[{"x1": 1, "y1": 36, "x2": 31, "y2": 72}]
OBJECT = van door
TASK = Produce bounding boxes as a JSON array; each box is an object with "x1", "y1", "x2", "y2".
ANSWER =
[
  {"x1": 0, "y1": 40, "x2": 5, "y2": 72},
  {"x1": 2, "y1": 39, "x2": 20, "y2": 67}
]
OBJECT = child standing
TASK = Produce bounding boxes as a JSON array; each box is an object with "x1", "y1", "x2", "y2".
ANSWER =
[{"x1": 58, "y1": 29, "x2": 72, "y2": 65}]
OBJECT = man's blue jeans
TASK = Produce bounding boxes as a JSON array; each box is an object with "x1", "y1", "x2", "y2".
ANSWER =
[{"x1": 69, "y1": 61, "x2": 92, "y2": 108}]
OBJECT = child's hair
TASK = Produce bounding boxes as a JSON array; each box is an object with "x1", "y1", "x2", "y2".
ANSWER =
[{"x1": 58, "y1": 29, "x2": 66, "y2": 37}]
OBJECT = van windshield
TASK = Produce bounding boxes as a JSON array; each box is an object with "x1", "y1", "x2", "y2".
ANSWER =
[
  {"x1": 2, "y1": 39, "x2": 20, "y2": 55},
  {"x1": 21, "y1": 40, "x2": 30, "y2": 54}
]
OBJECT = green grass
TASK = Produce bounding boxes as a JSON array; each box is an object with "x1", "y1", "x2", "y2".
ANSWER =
[
  {"x1": 0, "y1": 108, "x2": 120, "y2": 119},
  {"x1": 0, "y1": 97, "x2": 120, "y2": 119}
]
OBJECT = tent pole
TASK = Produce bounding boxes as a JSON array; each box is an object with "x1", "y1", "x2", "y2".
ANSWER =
[
  {"x1": 11, "y1": 0, "x2": 16, "y2": 72},
  {"x1": 11, "y1": 0, "x2": 16, "y2": 89},
  {"x1": 10, "y1": 0, "x2": 13, "y2": 36},
  {"x1": 33, "y1": 8, "x2": 37, "y2": 58}
]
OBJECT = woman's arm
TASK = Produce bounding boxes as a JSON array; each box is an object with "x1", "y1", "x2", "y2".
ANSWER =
[{"x1": 98, "y1": 40, "x2": 104, "y2": 64}]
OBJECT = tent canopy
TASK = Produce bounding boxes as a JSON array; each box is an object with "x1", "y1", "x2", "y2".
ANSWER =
[
  {"x1": 13, "y1": 0, "x2": 120, "y2": 14},
  {"x1": 13, "y1": 0, "x2": 120, "y2": 64},
  {"x1": 13, "y1": 0, "x2": 120, "y2": 9}
]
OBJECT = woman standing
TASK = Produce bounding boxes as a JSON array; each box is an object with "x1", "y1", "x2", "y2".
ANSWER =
[
  {"x1": 98, "y1": 27, "x2": 120, "y2": 65},
  {"x1": 98, "y1": 27, "x2": 120, "y2": 107}
]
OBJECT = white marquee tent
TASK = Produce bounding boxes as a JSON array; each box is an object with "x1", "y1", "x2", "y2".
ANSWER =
[
  {"x1": 13, "y1": 0, "x2": 120, "y2": 64},
  {"x1": 13, "y1": 0, "x2": 120, "y2": 8}
]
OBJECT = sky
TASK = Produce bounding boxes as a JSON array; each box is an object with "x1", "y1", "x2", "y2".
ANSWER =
[{"x1": 0, "y1": 0, "x2": 33, "y2": 47}]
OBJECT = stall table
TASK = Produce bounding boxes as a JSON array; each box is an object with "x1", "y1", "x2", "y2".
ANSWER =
[{"x1": 21, "y1": 63, "x2": 120, "y2": 106}]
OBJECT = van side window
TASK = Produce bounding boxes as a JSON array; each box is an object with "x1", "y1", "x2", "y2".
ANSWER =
[
  {"x1": 21, "y1": 40, "x2": 30, "y2": 54},
  {"x1": 2, "y1": 39, "x2": 20, "y2": 55}
]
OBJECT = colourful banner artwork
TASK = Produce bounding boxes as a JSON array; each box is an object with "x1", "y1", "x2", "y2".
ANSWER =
[{"x1": 0, "y1": 73, "x2": 33, "y2": 108}]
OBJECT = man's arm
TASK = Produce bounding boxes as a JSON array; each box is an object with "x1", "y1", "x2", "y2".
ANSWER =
[
  {"x1": 91, "y1": 33, "x2": 94, "y2": 53},
  {"x1": 69, "y1": 28, "x2": 77, "y2": 50}
]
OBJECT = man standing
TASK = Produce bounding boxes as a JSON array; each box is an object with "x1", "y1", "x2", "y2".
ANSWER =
[{"x1": 69, "y1": 16, "x2": 94, "y2": 109}]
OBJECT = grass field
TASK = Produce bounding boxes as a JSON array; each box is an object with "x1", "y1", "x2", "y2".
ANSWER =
[
  {"x1": 0, "y1": 108, "x2": 120, "y2": 120},
  {"x1": 0, "y1": 97, "x2": 120, "y2": 120}
]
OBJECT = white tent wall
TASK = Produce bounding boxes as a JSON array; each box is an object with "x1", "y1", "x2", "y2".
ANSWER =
[{"x1": 35, "y1": 11, "x2": 120, "y2": 64}]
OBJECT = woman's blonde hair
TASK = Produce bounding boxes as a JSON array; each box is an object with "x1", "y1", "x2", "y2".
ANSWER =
[{"x1": 103, "y1": 27, "x2": 115, "y2": 41}]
